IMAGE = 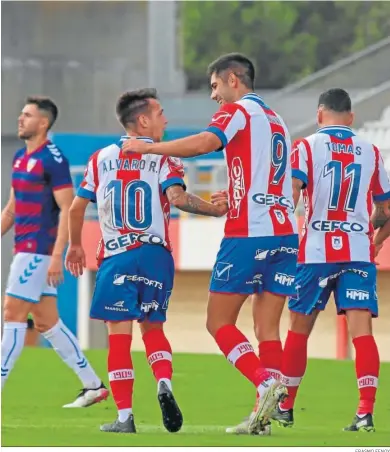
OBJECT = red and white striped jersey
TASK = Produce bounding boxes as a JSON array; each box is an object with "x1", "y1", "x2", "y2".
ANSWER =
[
  {"x1": 292, "y1": 126, "x2": 390, "y2": 264},
  {"x1": 77, "y1": 137, "x2": 185, "y2": 261},
  {"x1": 206, "y1": 93, "x2": 297, "y2": 238}
]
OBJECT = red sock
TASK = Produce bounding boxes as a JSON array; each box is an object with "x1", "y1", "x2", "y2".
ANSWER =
[
  {"x1": 259, "y1": 340, "x2": 283, "y2": 380},
  {"x1": 108, "y1": 334, "x2": 134, "y2": 410},
  {"x1": 353, "y1": 335, "x2": 379, "y2": 415},
  {"x1": 252, "y1": 340, "x2": 283, "y2": 411},
  {"x1": 215, "y1": 325, "x2": 270, "y2": 388},
  {"x1": 280, "y1": 330, "x2": 308, "y2": 410},
  {"x1": 142, "y1": 329, "x2": 173, "y2": 382}
]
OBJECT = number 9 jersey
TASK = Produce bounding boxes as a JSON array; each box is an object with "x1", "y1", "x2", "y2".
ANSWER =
[
  {"x1": 206, "y1": 93, "x2": 297, "y2": 238},
  {"x1": 292, "y1": 126, "x2": 390, "y2": 264},
  {"x1": 77, "y1": 136, "x2": 186, "y2": 261}
]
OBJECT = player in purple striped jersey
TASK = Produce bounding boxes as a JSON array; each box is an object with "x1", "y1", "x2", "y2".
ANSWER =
[{"x1": 1, "y1": 96, "x2": 108, "y2": 407}]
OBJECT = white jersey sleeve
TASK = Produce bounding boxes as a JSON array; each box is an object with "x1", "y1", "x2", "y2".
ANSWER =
[
  {"x1": 206, "y1": 103, "x2": 247, "y2": 150},
  {"x1": 159, "y1": 156, "x2": 186, "y2": 193},
  {"x1": 77, "y1": 150, "x2": 100, "y2": 202},
  {"x1": 372, "y1": 146, "x2": 390, "y2": 202},
  {"x1": 291, "y1": 139, "x2": 310, "y2": 188}
]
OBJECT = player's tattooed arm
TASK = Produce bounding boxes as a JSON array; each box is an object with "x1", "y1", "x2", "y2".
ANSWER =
[
  {"x1": 292, "y1": 178, "x2": 304, "y2": 210},
  {"x1": 166, "y1": 185, "x2": 228, "y2": 217},
  {"x1": 371, "y1": 201, "x2": 390, "y2": 230},
  {"x1": 1, "y1": 188, "x2": 15, "y2": 237}
]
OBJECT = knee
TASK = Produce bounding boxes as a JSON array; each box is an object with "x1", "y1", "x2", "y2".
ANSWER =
[
  {"x1": 3, "y1": 301, "x2": 27, "y2": 323},
  {"x1": 33, "y1": 316, "x2": 58, "y2": 334},
  {"x1": 254, "y1": 322, "x2": 280, "y2": 343},
  {"x1": 289, "y1": 312, "x2": 313, "y2": 336},
  {"x1": 206, "y1": 317, "x2": 217, "y2": 338}
]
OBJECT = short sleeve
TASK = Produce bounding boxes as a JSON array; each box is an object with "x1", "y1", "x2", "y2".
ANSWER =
[
  {"x1": 205, "y1": 103, "x2": 246, "y2": 151},
  {"x1": 291, "y1": 139, "x2": 309, "y2": 188},
  {"x1": 372, "y1": 147, "x2": 390, "y2": 202},
  {"x1": 159, "y1": 156, "x2": 186, "y2": 194},
  {"x1": 77, "y1": 151, "x2": 99, "y2": 203},
  {"x1": 45, "y1": 145, "x2": 73, "y2": 191}
]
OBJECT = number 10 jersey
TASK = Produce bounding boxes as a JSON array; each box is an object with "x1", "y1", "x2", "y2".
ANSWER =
[{"x1": 77, "y1": 136, "x2": 186, "y2": 260}]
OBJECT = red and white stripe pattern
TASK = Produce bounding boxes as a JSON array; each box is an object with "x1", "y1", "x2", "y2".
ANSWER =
[
  {"x1": 78, "y1": 137, "x2": 185, "y2": 260},
  {"x1": 206, "y1": 93, "x2": 297, "y2": 238},
  {"x1": 292, "y1": 126, "x2": 390, "y2": 264}
]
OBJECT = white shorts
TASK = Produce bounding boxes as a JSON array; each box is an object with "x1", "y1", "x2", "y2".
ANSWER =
[{"x1": 6, "y1": 253, "x2": 57, "y2": 303}]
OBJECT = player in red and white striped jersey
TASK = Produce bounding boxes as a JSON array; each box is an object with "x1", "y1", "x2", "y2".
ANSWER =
[
  {"x1": 66, "y1": 89, "x2": 227, "y2": 434},
  {"x1": 122, "y1": 54, "x2": 297, "y2": 434},
  {"x1": 278, "y1": 89, "x2": 390, "y2": 432}
]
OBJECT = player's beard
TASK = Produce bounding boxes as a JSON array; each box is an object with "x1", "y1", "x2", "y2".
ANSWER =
[{"x1": 18, "y1": 131, "x2": 35, "y2": 140}]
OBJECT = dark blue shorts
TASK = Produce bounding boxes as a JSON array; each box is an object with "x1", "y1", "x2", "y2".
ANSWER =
[
  {"x1": 90, "y1": 245, "x2": 174, "y2": 323},
  {"x1": 209, "y1": 235, "x2": 299, "y2": 296},
  {"x1": 288, "y1": 262, "x2": 378, "y2": 317}
]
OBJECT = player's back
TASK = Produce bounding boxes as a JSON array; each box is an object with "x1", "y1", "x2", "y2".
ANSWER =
[
  {"x1": 211, "y1": 93, "x2": 297, "y2": 238},
  {"x1": 80, "y1": 137, "x2": 184, "y2": 261},
  {"x1": 294, "y1": 125, "x2": 390, "y2": 263}
]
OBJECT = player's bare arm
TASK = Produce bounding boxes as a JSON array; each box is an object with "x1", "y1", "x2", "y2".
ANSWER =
[
  {"x1": 292, "y1": 177, "x2": 304, "y2": 209},
  {"x1": 122, "y1": 131, "x2": 221, "y2": 158},
  {"x1": 371, "y1": 200, "x2": 390, "y2": 230},
  {"x1": 47, "y1": 187, "x2": 74, "y2": 287},
  {"x1": 166, "y1": 184, "x2": 228, "y2": 217},
  {"x1": 1, "y1": 188, "x2": 15, "y2": 237},
  {"x1": 65, "y1": 196, "x2": 88, "y2": 277}
]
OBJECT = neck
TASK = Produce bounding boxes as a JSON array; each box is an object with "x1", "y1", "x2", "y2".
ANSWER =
[
  {"x1": 235, "y1": 87, "x2": 253, "y2": 101},
  {"x1": 319, "y1": 122, "x2": 351, "y2": 129},
  {"x1": 25, "y1": 135, "x2": 48, "y2": 154}
]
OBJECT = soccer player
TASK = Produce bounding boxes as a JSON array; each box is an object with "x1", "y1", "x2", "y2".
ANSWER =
[
  {"x1": 1, "y1": 96, "x2": 108, "y2": 407},
  {"x1": 65, "y1": 89, "x2": 228, "y2": 434},
  {"x1": 121, "y1": 54, "x2": 298, "y2": 434},
  {"x1": 273, "y1": 88, "x2": 390, "y2": 432}
]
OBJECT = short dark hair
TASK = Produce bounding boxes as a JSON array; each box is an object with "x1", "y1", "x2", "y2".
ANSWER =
[
  {"x1": 318, "y1": 89, "x2": 352, "y2": 113},
  {"x1": 116, "y1": 88, "x2": 158, "y2": 128},
  {"x1": 26, "y1": 96, "x2": 58, "y2": 130},
  {"x1": 207, "y1": 53, "x2": 255, "y2": 89}
]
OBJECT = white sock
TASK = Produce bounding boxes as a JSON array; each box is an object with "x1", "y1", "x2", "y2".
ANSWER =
[
  {"x1": 1, "y1": 322, "x2": 27, "y2": 390},
  {"x1": 118, "y1": 408, "x2": 132, "y2": 422},
  {"x1": 42, "y1": 319, "x2": 101, "y2": 389},
  {"x1": 158, "y1": 378, "x2": 172, "y2": 393}
]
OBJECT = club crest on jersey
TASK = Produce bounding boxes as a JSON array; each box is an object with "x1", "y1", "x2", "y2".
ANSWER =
[
  {"x1": 274, "y1": 210, "x2": 285, "y2": 224},
  {"x1": 332, "y1": 236, "x2": 343, "y2": 250},
  {"x1": 14, "y1": 159, "x2": 21, "y2": 168},
  {"x1": 27, "y1": 158, "x2": 37, "y2": 172}
]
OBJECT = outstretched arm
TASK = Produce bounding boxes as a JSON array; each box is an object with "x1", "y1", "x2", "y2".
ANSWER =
[
  {"x1": 166, "y1": 185, "x2": 228, "y2": 217},
  {"x1": 122, "y1": 132, "x2": 222, "y2": 158}
]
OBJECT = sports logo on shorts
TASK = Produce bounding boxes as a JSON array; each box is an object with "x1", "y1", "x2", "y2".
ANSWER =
[
  {"x1": 27, "y1": 158, "x2": 37, "y2": 172},
  {"x1": 214, "y1": 262, "x2": 233, "y2": 281},
  {"x1": 113, "y1": 274, "x2": 127, "y2": 285},
  {"x1": 255, "y1": 249, "x2": 269, "y2": 260},
  {"x1": 332, "y1": 236, "x2": 343, "y2": 250}
]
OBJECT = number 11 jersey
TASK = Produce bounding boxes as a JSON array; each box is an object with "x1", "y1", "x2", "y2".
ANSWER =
[
  {"x1": 292, "y1": 126, "x2": 390, "y2": 264},
  {"x1": 77, "y1": 136, "x2": 186, "y2": 260}
]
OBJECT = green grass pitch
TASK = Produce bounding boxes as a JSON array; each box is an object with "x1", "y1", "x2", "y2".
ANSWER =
[{"x1": 2, "y1": 348, "x2": 389, "y2": 446}]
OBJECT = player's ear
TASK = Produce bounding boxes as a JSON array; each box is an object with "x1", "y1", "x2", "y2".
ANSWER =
[
  {"x1": 228, "y1": 72, "x2": 237, "y2": 88},
  {"x1": 138, "y1": 114, "x2": 149, "y2": 129},
  {"x1": 316, "y1": 108, "x2": 323, "y2": 127},
  {"x1": 348, "y1": 111, "x2": 355, "y2": 127}
]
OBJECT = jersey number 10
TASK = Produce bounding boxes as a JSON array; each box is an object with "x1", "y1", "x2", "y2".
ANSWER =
[{"x1": 104, "y1": 180, "x2": 152, "y2": 230}]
